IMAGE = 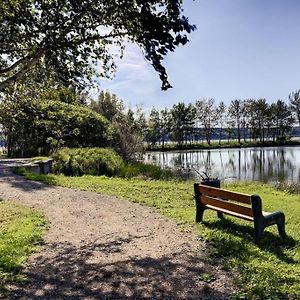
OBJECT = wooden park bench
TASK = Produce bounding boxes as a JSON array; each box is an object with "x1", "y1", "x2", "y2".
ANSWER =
[{"x1": 194, "y1": 183, "x2": 286, "y2": 242}]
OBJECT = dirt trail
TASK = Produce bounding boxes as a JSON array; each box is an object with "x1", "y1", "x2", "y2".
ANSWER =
[{"x1": 0, "y1": 163, "x2": 234, "y2": 299}]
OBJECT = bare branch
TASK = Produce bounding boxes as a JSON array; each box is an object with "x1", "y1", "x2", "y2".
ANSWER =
[
  {"x1": 0, "y1": 56, "x2": 29, "y2": 75},
  {"x1": 69, "y1": 31, "x2": 128, "y2": 46},
  {"x1": 0, "y1": 48, "x2": 32, "y2": 54},
  {"x1": 0, "y1": 50, "x2": 44, "y2": 91}
]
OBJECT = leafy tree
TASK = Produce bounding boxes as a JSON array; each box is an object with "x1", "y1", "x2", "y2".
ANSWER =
[
  {"x1": 226, "y1": 120, "x2": 235, "y2": 143},
  {"x1": 195, "y1": 98, "x2": 217, "y2": 145},
  {"x1": 90, "y1": 91, "x2": 124, "y2": 122},
  {"x1": 289, "y1": 90, "x2": 300, "y2": 128},
  {"x1": 41, "y1": 85, "x2": 84, "y2": 105},
  {"x1": 146, "y1": 107, "x2": 170, "y2": 148},
  {"x1": 0, "y1": 71, "x2": 87, "y2": 105},
  {"x1": 147, "y1": 108, "x2": 161, "y2": 147},
  {"x1": 216, "y1": 101, "x2": 226, "y2": 145},
  {"x1": 112, "y1": 108, "x2": 145, "y2": 161},
  {"x1": 241, "y1": 100, "x2": 251, "y2": 142},
  {"x1": 247, "y1": 99, "x2": 269, "y2": 142},
  {"x1": 160, "y1": 108, "x2": 171, "y2": 148},
  {"x1": 228, "y1": 99, "x2": 243, "y2": 144},
  {"x1": 270, "y1": 100, "x2": 294, "y2": 141},
  {"x1": 0, "y1": 97, "x2": 111, "y2": 157},
  {"x1": 90, "y1": 90, "x2": 146, "y2": 161},
  {"x1": 170, "y1": 102, "x2": 196, "y2": 145},
  {"x1": 0, "y1": 0, "x2": 196, "y2": 91}
]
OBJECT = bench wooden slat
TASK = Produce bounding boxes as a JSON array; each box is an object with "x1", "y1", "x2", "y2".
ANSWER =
[
  {"x1": 205, "y1": 204, "x2": 254, "y2": 221},
  {"x1": 199, "y1": 185, "x2": 251, "y2": 204},
  {"x1": 201, "y1": 195, "x2": 254, "y2": 217}
]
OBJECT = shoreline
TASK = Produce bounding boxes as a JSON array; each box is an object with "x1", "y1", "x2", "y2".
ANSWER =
[{"x1": 146, "y1": 140, "x2": 300, "y2": 152}]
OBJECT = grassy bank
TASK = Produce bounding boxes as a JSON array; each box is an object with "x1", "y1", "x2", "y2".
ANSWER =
[
  {"x1": 18, "y1": 170, "x2": 300, "y2": 299},
  {"x1": 0, "y1": 200, "x2": 48, "y2": 297},
  {"x1": 147, "y1": 139, "x2": 300, "y2": 152}
]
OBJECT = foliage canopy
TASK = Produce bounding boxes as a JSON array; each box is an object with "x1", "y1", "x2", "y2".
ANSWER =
[
  {"x1": 0, "y1": 98, "x2": 111, "y2": 157},
  {"x1": 0, "y1": 0, "x2": 195, "y2": 91}
]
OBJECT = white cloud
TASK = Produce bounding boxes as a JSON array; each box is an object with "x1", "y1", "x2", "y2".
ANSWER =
[{"x1": 96, "y1": 43, "x2": 160, "y2": 107}]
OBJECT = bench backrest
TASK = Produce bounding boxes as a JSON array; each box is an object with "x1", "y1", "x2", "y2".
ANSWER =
[{"x1": 194, "y1": 184, "x2": 261, "y2": 221}]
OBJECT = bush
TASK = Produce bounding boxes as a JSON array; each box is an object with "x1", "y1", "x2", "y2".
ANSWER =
[
  {"x1": 0, "y1": 99, "x2": 112, "y2": 157},
  {"x1": 273, "y1": 181, "x2": 300, "y2": 194},
  {"x1": 119, "y1": 162, "x2": 174, "y2": 180},
  {"x1": 52, "y1": 148, "x2": 124, "y2": 176}
]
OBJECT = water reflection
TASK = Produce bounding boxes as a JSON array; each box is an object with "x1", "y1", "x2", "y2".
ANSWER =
[{"x1": 145, "y1": 146, "x2": 300, "y2": 183}]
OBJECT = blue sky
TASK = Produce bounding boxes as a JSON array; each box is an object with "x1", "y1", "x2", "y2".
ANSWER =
[{"x1": 96, "y1": 0, "x2": 300, "y2": 111}]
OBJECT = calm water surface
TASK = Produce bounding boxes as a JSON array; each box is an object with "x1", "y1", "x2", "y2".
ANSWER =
[{"x1": 145, "y1": 146, "x2": 300, "y2": 183}]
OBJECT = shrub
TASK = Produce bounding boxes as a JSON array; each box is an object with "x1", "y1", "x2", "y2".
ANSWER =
[
  {"x1": 119, "y1": 162, "x2": 174, "y2": 180},
  {"x1": 273, "y1": 181, "x2": 300, "y2": 194},
  {"x1": 52, "y1": 148, "x2": 124, "y2": 176},
  {"x1": 0, "y1": 99, "x2": 112, "y2": 157}
]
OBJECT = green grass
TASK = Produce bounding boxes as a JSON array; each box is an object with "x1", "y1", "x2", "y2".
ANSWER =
[
  {"x1": 0, "y1": 200, "x2": 48, "y2": 297},
  {"x1": 17, "y1": 170, "x2": 300, "y2": 299}
]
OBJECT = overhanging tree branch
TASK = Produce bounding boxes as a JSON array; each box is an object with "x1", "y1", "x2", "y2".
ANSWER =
[
  {"x1": 0, "y1": 0, "x2": 195, "y2": 91},
  {"x1": 0, "y1": 50, "x2": 45, "y2": 91}
]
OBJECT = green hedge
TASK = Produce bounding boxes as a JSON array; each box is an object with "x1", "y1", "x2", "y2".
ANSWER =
[{"x1": 52, "y1": 148, "x2": 124, "y2": 176}]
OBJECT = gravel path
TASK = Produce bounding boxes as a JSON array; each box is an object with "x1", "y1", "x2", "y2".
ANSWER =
[{"x1": 0, "y1": 163, "x2": 235, "y2": 299}]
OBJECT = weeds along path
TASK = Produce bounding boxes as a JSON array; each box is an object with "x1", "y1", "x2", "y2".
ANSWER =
[{"x1": 0, "y1": 164, "x2": 234, "y2": 299}]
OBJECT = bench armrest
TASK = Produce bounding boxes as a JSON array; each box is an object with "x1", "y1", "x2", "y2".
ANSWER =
[{"x1": 263, "y1": 211, "x2": 285, "y2": 226}]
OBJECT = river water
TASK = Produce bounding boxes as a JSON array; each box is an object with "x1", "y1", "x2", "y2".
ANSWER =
[{"x1": 145, "y1": 146, "x2": 300, "y2": 183}]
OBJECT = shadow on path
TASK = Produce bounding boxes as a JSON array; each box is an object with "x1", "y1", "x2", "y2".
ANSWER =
[
  {"x1": 12, "y1": 234, "x2": 231, "y2": 300},
  {"x1": 0, "y1": 166, "x2": 51, "y2": 192}
]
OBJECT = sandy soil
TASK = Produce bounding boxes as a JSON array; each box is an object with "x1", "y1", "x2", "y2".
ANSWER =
[{"x1": 0, "y1": 162, "x2": 235, "y2": 299}]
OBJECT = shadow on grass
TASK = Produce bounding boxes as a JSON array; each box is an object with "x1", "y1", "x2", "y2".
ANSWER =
[
  {"x1": 202, "y1": 217, "x2": 297, "y2": 264},
  {"x1": 10, "y1": 234, "x2": 232, "y2": 300}
]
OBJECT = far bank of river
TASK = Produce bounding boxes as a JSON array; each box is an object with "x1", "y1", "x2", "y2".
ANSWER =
[
  {"x1": 145, "y1": 146, "x2": 300, "y2": 183},
  {"x1": 146, "y1": 139, "x2": 300, "y2": 152}
]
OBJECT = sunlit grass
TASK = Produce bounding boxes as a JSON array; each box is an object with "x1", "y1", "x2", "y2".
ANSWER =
[
  {"x1": 30, "y1": 156, "x2": 52, "y2": 162},
  {"x1": 0, "y1": 200, "x2": 48, "y2": 297},
  {"x1": 18, "y1": 170, "x2": 300, "y2": 299}
]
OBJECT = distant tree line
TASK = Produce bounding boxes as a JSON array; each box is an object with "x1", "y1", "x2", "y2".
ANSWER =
[
  {"x1": 146, "y1": 91, "x2": 300, "y2": 147},
  {"x1": 1, "y1": 80, "x2": 300, "y2": 159}
]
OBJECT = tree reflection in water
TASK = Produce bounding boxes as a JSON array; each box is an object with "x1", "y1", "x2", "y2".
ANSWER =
[{"x1": 144, "y1": 146, "x2": 299, "y2": 183}]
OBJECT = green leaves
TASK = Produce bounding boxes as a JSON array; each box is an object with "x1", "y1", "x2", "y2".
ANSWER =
[
  {"x1": 52, "y1": 147, "x2": 124, "y2": 176},
  {"x1": 0, "y1": 98, "x2": 111, "y2": 157},
  {"x1": 0, "y1": 0, "x2": 195, "y2": 91}
]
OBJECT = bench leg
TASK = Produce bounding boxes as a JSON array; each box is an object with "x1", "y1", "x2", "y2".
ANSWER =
[
  {"x1": 276, "y1": 214, "x2": 287, "y2": 239},
  {"x1": 254, "y1": 221, "x2": 264, "y2": 243},
  {"x1": 196, "y1": 207, "x2": 205, "y2": 223},
  {"x1": 263, "y1": 211, "x2": 287, "y2": 240},
  {"x1": 217, "y1": 212, "x2": 224, "y2": 219}
]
